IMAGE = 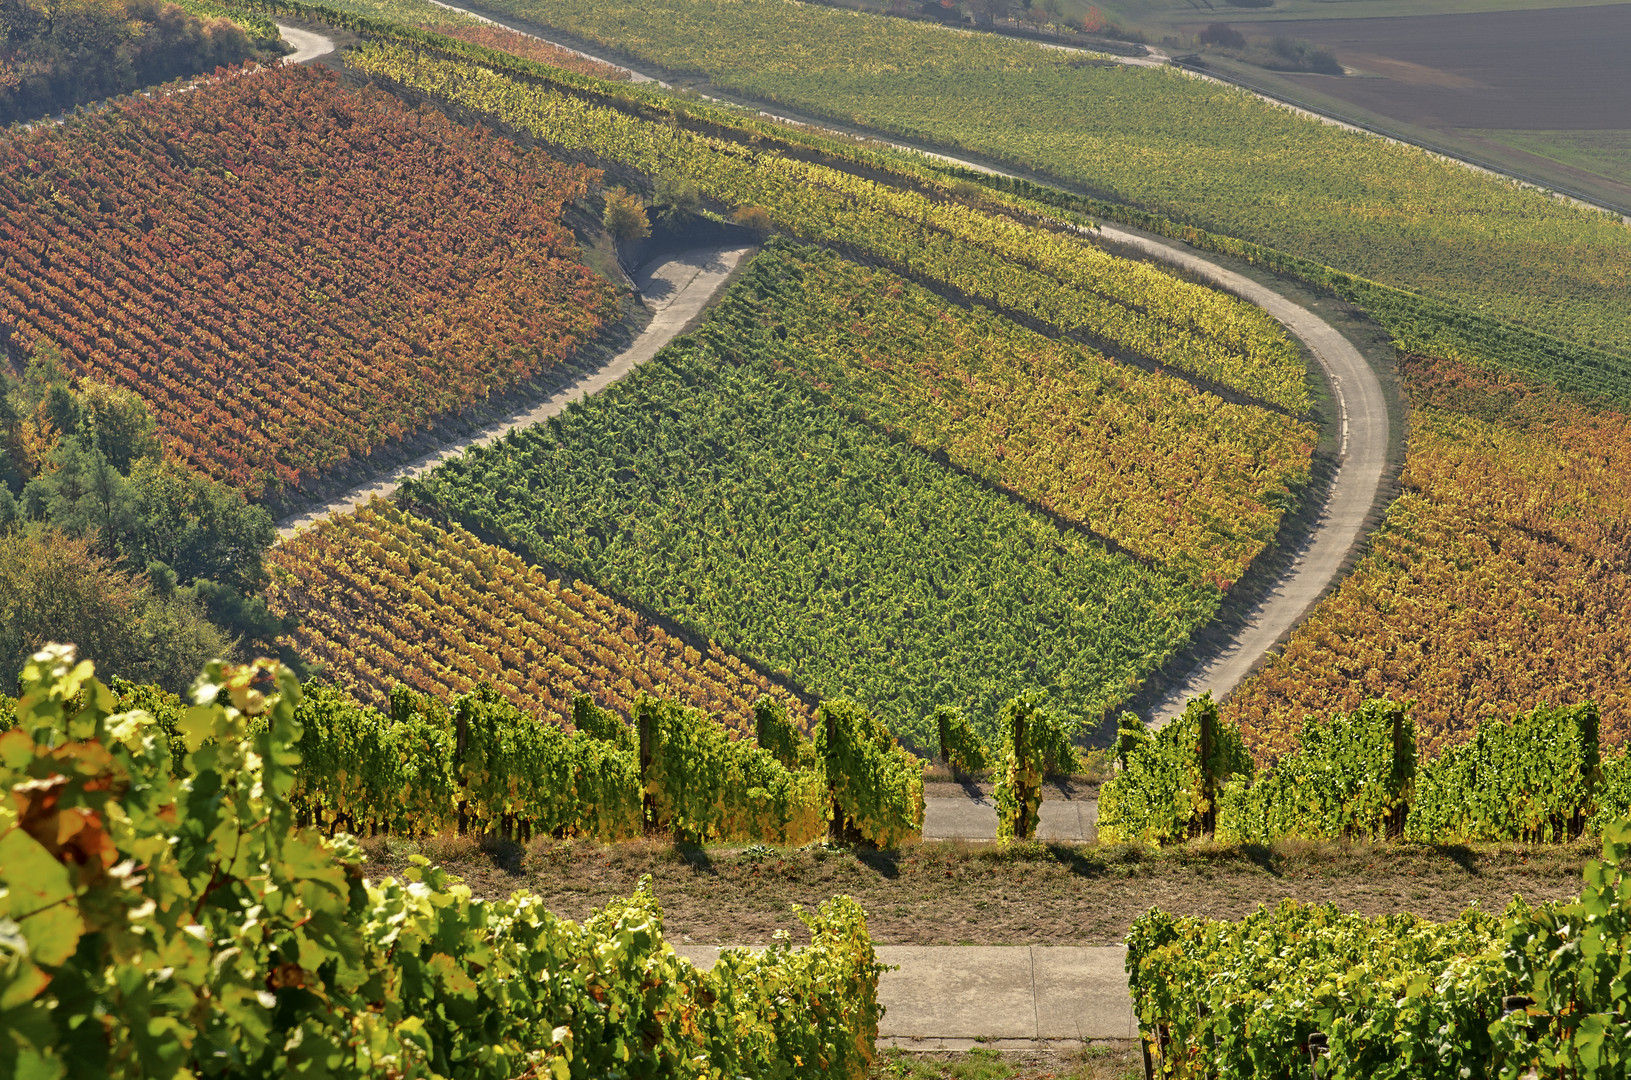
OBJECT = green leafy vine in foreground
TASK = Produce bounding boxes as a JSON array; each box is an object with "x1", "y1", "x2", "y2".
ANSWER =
[
  {"x1": 1128, "y1": 821, "x2": 1631, "y2": 1077},
  {"x1": 0, "y1": 646, "x2": 883, "y2": 1079}
]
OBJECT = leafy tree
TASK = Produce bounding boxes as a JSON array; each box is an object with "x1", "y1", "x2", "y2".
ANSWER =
[
  {"x1": 653, "y1": 172, "x2": 703, "y2": 223},
  {"x1": 601, "y1": 184, "x2": 651, "y2": 243},
  {"x1": 0, "y1": 528, "x2": 228, "y2": 693}
]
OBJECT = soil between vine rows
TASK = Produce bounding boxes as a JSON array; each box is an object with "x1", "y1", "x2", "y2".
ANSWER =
[{"x1": 360, "y1": 834, "x2": 1590, "y2": 946}]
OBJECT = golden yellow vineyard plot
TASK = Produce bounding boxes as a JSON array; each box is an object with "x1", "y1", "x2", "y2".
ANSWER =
[
  {"x1": 267, "y1": 501, "x2": 811, "y2": 734},
  {"x1": 726, "y1": 246, "x2": 1314, "y2": 586},
  {"x1": 1224, "y1": 355, "x2": 1631, "y2": 759}
]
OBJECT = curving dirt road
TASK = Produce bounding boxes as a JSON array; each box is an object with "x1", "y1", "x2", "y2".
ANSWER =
[{"x1": 276, "y1": 247, "x2": 754, "y2": 539}]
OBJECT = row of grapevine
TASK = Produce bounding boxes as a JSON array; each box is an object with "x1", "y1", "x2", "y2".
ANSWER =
[
  {"x1": 267, "y1": 500, "x2": 814, "y2": 736},
  {"x1": 1106, "y1": 695, "x2": 1625, "y2": 846},
  {"x1": 0, "y1": 646, "x2": 883, "y2": 1079},
  {"x1": 1226, "y1": 353, "x2": 1631, "y2": 755},
  {"x1": 0, "y1": 67, "x2": 617, "y2": 497},
  {"x1": 1128, "y1": 823, "x2": 1631, "y2": 1077},
  {"x1": 403, "y1": 309, "x2": 1216, "y2": 751},
  {"x1": 470, "y1": 0, "x2": 1631, "y2": 366},
  {"x1": 1098, "y1": 695, "x2": 1254, "y2": 846},
  {"x1": 77, "y1": 665, "x2": 920, "y2": 848},
  {"x1": 338, "y1": 37, "x2": 1310, "y2": 410},
  {"x1": 719, "y1": 244, "x2": 1314, "y2": 586}
]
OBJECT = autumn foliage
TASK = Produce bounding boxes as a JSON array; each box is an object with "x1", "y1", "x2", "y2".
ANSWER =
[
  {"x1": 436, "y1": 23, "x2": 629, "y2": 80},
  {"x1": 0, "y1": 66, "x2": 618, "y2": 497},
  {"x1": 265, "y1": 500, "x2": 813, "y2": 735},
  {"x1": 1225, "y1": 354, "x2": 1631, "y2": 758}
]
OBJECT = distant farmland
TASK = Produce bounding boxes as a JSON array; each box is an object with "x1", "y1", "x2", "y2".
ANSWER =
[{"x1": 1186, "y1": 3, "x2": 1631, "y2": 198}]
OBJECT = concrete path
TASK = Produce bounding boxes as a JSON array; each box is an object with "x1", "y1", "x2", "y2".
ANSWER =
[
  {"x1": 276, "y1": 24, "x2": 335, "y2": 65},
  {"x1": 276, "y1": 246, "x2": 753, "y2": 538},
  {"x1": 677, "y1": 944, "x2": 1135, "y2": 1048},
  {"x1": 923, "y1": 797, "x2": 1097, "y2": 843}
]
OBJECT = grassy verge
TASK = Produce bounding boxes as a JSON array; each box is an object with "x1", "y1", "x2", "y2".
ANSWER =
[
  {"x1": 877, "y1": 1046, "x2": 1142, "y2": 1080},
  {"x1": 359, "y1": 833, "x2": 1590, "y2": 946}
]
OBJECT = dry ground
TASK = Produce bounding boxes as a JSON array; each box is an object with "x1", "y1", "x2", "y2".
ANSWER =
[
  {"x1": 361, "y1": 832, "x2": 1591, "y2": 946},
  {"x1": 1239, "y1": 5, "x2": 1631, "y2": 132},
  {"x1": 876, "y1": 1045, "x2": 1142, "y2": 1080}
]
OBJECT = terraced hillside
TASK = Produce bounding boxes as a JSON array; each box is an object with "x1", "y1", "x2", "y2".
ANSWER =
[
  {"x1": 0, "y1": 67, "x2": 616, "y2": 497},
  {"x1": 469, "y1": 0, "x2": 1631, "y2": 366}
]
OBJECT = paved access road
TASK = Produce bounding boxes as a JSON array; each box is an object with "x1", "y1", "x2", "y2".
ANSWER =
[
  {"x1": 678, "y1": 944, "x2": 1136, "y2": 1048},
  {"x1": 275, "y1": 24, "x2": 335, "y2": 65},
  {"x1": 276, "y1": 247, "x2": 754, "y2": 539}
]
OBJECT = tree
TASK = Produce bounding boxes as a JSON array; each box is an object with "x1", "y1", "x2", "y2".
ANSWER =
[
  {"x1": 652, "y1": 173, "x2": 702, "y2": 224},
  {"x1": 75, "y1": 378, "x2": 160, "y2": 471},
  {"x1": 1199, "y1": 22, "x2": 1246, "y2": 49},
  {"x1": 0, "y1": 528, "x2": 228, "y2": 693},
  {"x1": 124, "y1": 457, "x2": 275, "y2": 592},
  {"x1": 601, "y1": 185, "x2": 651, "y2": 244}
]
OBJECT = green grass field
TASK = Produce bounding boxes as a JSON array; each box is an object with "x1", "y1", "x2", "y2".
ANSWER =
[{"x1": 1468, "y1": 129, "x2": 1631, "y2": 186}]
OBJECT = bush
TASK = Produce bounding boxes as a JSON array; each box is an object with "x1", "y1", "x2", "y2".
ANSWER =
[
  {"x1": 640, "y1": 695, "x2": 827, "y2": 845},
  {"x1": 1198, "y1": 22, "x2": 1245, "y2": 49},
  {"x1": 1217, "y1": 698, "x2": 1414, "y2": 844},
  {"x1": 1406, "y1": 702, "x2": 1600, "y2": 843},
  {"x1": 733, "y1": 204, "x2": 775, "y2": 233},
  {"x1": 993, "y1": 694, "x2": 1046, "y2": 841},
  {"x1": 602, "y1": 184, "x2": 651, "y2": 242},
  {"x1": 936, "y1": 703, "x2": 990, "y2": 774}
]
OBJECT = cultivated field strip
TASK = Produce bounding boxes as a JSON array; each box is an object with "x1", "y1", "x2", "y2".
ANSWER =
[{"x1": 268, "y1": 501, "x2": 811, "y2": 734}]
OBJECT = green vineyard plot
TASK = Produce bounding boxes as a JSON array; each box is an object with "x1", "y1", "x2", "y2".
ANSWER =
[{"x1": 408, "y1": 319, "x2": 1219, "y2": 749}]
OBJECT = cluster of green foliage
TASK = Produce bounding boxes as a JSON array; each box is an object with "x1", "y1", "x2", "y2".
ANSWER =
[
  {"x1": 1114, "y1": 698, "x2": 1624, "y2": 847},
  {"x1": 291, "y1": 682, "x2": 641, "y2": 841},
  {"x1": 638, "y1": 695, "x2": 827, "y2": 845},
  {"x1": 936, "y1": 704, "x2": 989, "y2": 775},
  {"x1": 993, "y1": 694, "x2": 1047, "y2": 842},
  {"x1": 1098, "y1": 695, "x2": 1253, "y2": 846},
  {"x1": 1216, "y1": 698, "x2": 1414, "y2": 843},
  {"x1": 1, "y1": 346, "x2": 283, "y2": 689},
  {"x1": 0, "y1": 646, "x2": 885, "y2": 1078},
  {"x1": 756, "y1": 694, "x2": 816, "y2": 771},
  {"x1": 0, "y1": 0, "x2": 272, "y2": 124},
  {"x1": 817, "y1": 698, "x2": 925, "y2": 850},
  {"x1": 1127, "y1": 822, "x2": 1631, "y2": 1077},
  {"x1": 404, "y1": 302, "x2": 1210, "y2": 750},
  {"x1": 1406, "y1": 703, "x2": 1602, "y2": 844}
]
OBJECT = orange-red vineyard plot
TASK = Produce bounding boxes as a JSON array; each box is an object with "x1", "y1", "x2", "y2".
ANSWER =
[
  {"x1": 0, "y1": 66, "x2": 617, "y2": 498},
  {"x1": 436, "y1": 24, "x2": 631, "y2": 81},
  {"x1": 266, "y1": 500, "x2": 813, "y2": 736},
  {"x1": 1224, "y1": 353, "x2": 1631, "y2": 760}
]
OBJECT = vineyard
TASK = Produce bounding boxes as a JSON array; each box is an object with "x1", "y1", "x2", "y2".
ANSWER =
[
  {"x1": 0, "y1": 67, "x2": 617, "y2": 497},
  {"x1": 0, "y1": 647, "x2": 884, "y2": 1078},
  {"x1": 1102, "y1": 695, "x2": 1631, "y2": 848},
  {"x1": 1129, "y1": 822, "x2": 1631, "y2": 1076},
  {"x1": 344, "y1": 38, "x2": 1312, "y2": 412},
  {"x1": 471, "y1": 0, "x2": 1631, "y2": 363},
  {"x1": 266, "y1": 500, "x2": 810, "y2": 735},
  {"x1": 404, "y1": 305, "x2": 1217, "y2": 751},
  {"x1": 1224, "y1": 353, "x2": 1631, "y2": 757},
  {"x1": 729, "y1": 245, "x2": 1315, "y2": 586}
]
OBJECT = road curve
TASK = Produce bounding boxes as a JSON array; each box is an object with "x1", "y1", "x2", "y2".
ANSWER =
[
  {"x1": 275, "y1": 24, "x2": 336, "y2": 65},
  {"x1": 275, "y1": 246, "x2": 755, "y2": 539}
]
